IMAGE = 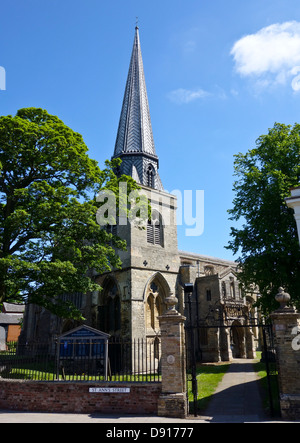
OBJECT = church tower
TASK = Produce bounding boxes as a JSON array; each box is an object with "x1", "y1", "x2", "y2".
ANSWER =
[{"x1": 95, "y1": 27, "x2": 180, "y2": 342}]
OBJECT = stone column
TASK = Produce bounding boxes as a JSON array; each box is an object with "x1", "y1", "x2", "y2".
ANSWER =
[
  {"x1": 157, "y1": 293, "x2": 187, "y2": 419},
  {"x1": 245, "y1": 326, "x2": 255, "y2": 359},
  {"x1": 206, "y1": 327, "x2": 221, "y2": 362},
  {"x1": 220, "y1": 327, "x2": 233, "y2": 362},
  {"x1": 270, "y1": 288, "x2": 300, "y2": 420},
  {"x1": 285, "y1": 186, "x2": 300, "y2": 244}
]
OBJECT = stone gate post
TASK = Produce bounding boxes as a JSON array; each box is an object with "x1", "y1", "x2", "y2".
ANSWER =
[
  {"x1": 270, "y1": 288, "x2": 300, "y2": 420},
  {"x1": 158, "y1": 293, "x2": 187, "y2": 419}
]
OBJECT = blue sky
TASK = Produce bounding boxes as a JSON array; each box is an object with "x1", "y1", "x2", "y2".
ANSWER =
[{"x1": 1, "y1": 0, "x2": 300, "y2": 261}]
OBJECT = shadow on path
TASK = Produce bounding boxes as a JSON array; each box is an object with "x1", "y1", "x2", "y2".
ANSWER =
[{"x1": 201, "y1": 359, "x2": 267, "y2": 423}]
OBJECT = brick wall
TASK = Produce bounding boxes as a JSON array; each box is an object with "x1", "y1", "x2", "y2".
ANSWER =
[
  {"x1": 0, "y1": 380, "x2": 161, "y2": 415},
  {"x1": 7, "y1": 325, "x2": 21, "y2": 342}
]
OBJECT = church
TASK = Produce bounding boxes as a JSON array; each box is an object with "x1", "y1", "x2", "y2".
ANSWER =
[{"x1": 21, "y1": 27, "x2": 259, "y2": 362}]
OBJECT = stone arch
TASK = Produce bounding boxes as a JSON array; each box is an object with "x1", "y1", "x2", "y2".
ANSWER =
[
  {"x1": 144, "y1": 272, "x2": 171, "y2": 336},
  {"x1": 143, "y1": 272, "x2": 171, "y2": 302}
]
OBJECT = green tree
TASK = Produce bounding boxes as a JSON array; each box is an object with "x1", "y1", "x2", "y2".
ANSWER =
[
  {"x1": 0, "y1": 108, "x2": 140, "y2": 320},
  {"x1": 227, "y1": 122, "x2": 300, "y2": 314}
]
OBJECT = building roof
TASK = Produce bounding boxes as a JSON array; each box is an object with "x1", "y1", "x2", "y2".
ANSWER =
[
  {"x1": 113, "y1": 27, "x2": 157, "y2": 159},
  {"x1": 0, "y1": 303, "x2": 25, "y2": 326},
  {"x1": 178, "y1": 250, "x2": 238, "y2": 267},
  {"x1": 3, "y1": 302, "x2": 25, "y2": 313},
  {"x1": 0, "y1": 313, "x2": 23, "y2": 325}
]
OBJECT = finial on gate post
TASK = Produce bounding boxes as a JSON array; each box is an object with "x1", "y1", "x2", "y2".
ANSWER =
[
  {"x1": 275, "y1": 287, "x2": 293, "y2": 312},
  {"x1": 165, "y1": 292, "x2": 179, "y2": 314}
]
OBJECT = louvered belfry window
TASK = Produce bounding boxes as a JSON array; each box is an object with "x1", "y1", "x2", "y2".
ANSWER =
[
  {"x1": 146, "y1": 165, "x2": 154, "y2": 188},
  {"x1": 147, "y1": 211, "x2": 163, "y2": 246},
  {"x1": 154, "y1": 221, "x2": 161, "y2": 244},
  {"x1": 147, "y1": 219, "x2": 154, "y2": 243}
]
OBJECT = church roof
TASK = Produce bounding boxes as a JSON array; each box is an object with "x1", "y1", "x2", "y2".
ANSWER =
[
  {"x1": 3, "y1": 302, "x2": 25, "y2": 313},
  {"x1": 113, "y1": 27, "x2": 157, "y2": 159}
]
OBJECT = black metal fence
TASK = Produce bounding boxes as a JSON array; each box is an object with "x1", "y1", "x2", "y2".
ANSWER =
[
  {"x1": 261, "y1": 324, "x2": 280, "y2": 417},
  {"x1": 0, "y1": 338, "x2": 161, "y2": 383}
]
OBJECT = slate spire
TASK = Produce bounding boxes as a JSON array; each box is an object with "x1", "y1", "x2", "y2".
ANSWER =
[{"x1": 112, "y1": 27, "x2": 163, "y2": 190}]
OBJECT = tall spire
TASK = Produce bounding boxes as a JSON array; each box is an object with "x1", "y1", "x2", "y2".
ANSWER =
[{"x1": 112, "y1": 27, "x2": 163, "y2": 190}]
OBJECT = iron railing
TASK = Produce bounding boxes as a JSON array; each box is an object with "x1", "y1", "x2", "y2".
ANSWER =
[{"x1": 0, "y1": 338, "x2": 161, "y2": 383}]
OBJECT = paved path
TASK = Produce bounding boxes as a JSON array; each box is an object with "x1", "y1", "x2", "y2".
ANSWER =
[{"x1": 200, "y1": 358, "x2": 267, "y2": 422}]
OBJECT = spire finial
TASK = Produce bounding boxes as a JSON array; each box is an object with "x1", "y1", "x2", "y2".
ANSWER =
[{"x1": 135, "y1": 16, "x2": 139, "y2": 29}]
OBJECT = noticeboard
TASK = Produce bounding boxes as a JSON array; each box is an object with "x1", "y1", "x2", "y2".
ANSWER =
[{"x1": 57, "y1": 325, "x2": 110, "y2": 380}]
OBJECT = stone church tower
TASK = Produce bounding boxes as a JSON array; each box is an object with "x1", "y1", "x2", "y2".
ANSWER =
[{"x1": 95, "y1": 26, "x2": 180, "y2": 342}]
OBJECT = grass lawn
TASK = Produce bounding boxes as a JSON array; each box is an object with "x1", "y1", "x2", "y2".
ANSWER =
[
  {"x1": 187, "y1": 363, "x2": 230, "y2": 414},
  {"x1": 1, "y1": 366, "x2": 161, "y2": 382}
]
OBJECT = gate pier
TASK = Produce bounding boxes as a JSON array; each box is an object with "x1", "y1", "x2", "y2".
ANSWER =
[
  {"x1": 270, "y1": 289, "x2": 300, "y2": 420},
  {"x1": 157, "y1": 293, "x2": 187, "y2": 419}
]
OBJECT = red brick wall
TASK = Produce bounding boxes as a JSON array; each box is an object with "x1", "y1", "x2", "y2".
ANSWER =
[
  {"x1": 7, "y1": 325, "x2": 21, "y2": 342},
  {"x1": 0, "y1": 380, "x2": 161, "y2": 415}
]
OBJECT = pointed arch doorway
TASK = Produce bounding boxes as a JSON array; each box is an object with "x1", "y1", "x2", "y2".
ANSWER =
[{"x1": 231, "y1": 320, "x2": 246, "y2": 358}]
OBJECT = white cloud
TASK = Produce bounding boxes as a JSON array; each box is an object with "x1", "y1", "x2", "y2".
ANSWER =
[
  {"x1": 231, "y1": 21, "x2": 300, "y2": 92},
  {"x1": 167, "y1": 88, "x2": 210, "y2": 104},
  {"x1": 291, "y1": 66, "x2": 300, "y2": 91}
]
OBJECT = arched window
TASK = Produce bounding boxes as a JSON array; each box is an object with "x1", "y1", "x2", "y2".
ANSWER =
[
  {"x1": 147, "y1": 210, "x2": 163, "y2": 246},
  {"x1": 146, "y1": 294, "x2": 155, "y2": 330},
  {"x1": 146, "y1": 292, "x2": 163, "y2": 332},
  {"x1": 144, "y1": 274, "x2": 170, "y2": 340},
  {"x1": 230, "y1": 278, "x2": 236, "y2": 299},
  {"x1": 146, "y1": 165, "x2": 155, "y2": 188}
]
